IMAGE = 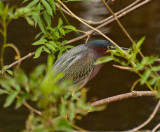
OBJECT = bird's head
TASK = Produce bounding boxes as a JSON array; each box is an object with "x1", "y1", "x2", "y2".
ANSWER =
[{"x1": 87, "y1": 40, "x2": 128, "y2": 56}]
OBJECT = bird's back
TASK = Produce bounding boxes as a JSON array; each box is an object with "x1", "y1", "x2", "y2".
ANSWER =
[{"x1": 52, "y1": 44, "x2": 97, "y2": 86}]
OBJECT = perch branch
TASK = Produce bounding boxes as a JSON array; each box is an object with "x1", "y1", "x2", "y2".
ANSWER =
[
  {"x1": 91, "y1": 91, "x2": 156, "y2": 107},
  {"x1": 152, "y1": 123, "x2": 160, "y2": 132},
  {"x1": 126, "y1": 100, "x2": 160, "y2": 132}
]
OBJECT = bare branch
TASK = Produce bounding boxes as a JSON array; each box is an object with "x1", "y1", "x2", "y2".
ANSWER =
[
  {"x1": 8, "y1": 52, "x2": 35, "y2": 69},
  {"x1": 91, "y1": 91, "x2": 156, "y2": 107},
  {"x1": 152, "y1": 123, "x2": 160, "y2": 132},
  {"x1": 126, "y1": 100, "x2": 160, "y2": 132},
  {"x1": 62, "y1": 0, "x2": 153, "y2": 46},
  {"x1": 0, "y1": 52, "x2": 35, "y2": 75},
  {"x1": 102, "y1": 0, "x2": 159, "y2": 77},
  {"x1": 113, "y1": 64, "x2": 132, "y2": 70},
  {"x1": 56, "y1": 0, "x2": 142, "y2": 25}
]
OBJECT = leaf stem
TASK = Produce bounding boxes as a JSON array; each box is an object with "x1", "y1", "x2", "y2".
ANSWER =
[{"x1": 0, "y1": 23, "x2": 7, "y2": 68}]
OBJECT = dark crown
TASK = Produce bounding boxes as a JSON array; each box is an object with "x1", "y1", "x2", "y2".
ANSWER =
[{"x1": 87, "y1": 40, "x2": 115, "y2": 48}]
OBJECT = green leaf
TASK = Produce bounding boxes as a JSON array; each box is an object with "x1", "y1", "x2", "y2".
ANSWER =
[
  {"x1": 4, "y1": 91, "x2": 19, "y2": 108},
  {"x1": 69, "y1": 103, "x2": 75, "y2": 121},
  {"x1": 151, "y1": 65, "x2": 160, "y2": 71},
  {"x1": 37, "y1": 16, "x2": 46, "y2": 34},
  {"x1": 131, "y1": 63, "x2": 144, "y2": 71},
  {"x1": 136, "y1": 37, "x2": 146, "y2": 49},
  {"x1": 59, "y1": 28, "x2": 65, "y2": 36},
  {"x1": 141, "y1": 70, "x2": 151, "y2": 84},
  {"x1": 35, "y1": 32, "x2": 43, "y2": 39},
  {"x1": 3, "y1": 65, "x2": 9, "y2": 70},
  {"x1": 43, "y1": 46, "x2": 51, "y2": 54},
  {"x1": 26, "y1": 0, "x2": 39, "y2": 8},
  {"x1": 48, "y1": 41, "x2": 58, "y2": 47},
  {"x1": 54, "y1": 31, "x2": 60, "y2": 38},
  {"x1": 67, "y1": 0, "x2": 90, "y2": 1},
  {"x1": 46, "y1": 43, "x2": 56, "y2": 51},
  {"x1": 34, "y1": 47, "x2": 43, "y2": 58},
  {"x1": 6, "y1": 70, "x2": 13, "y2": 76},
  {"x1": 43, "y1": 11, "x2": 51, "y2": 27},
  {"x1": 0, "y1": 89, "x2": 7, "y2": 95},
  {"x1": 55, "y1": 119, "x2": 72, "y2": 132},
  {"x1": 32, "y1": 39, "x2": 47, "y2": 45},
  {"x1": 64, "y1": 25, "x2": 77, "y2": 31},
  {"x1": 48, "y1": 0, "x2": 56, "y2": 13},
  {"x1": 22, "y1": 0, "x2": 29, "y2": 4},
  {"x1": 58, "y1": 18, "x2": 63, "y2": 28},
  {"x1": 60, "y1": 101, "x2": 66, "y2": 116},
  {"x1": 1, "y1": 82, "x2": 10, "y2": 91},
  {"x1": 148, "y1": 78, "x2": 157, "y2": 85},
  {"x1": 47, "y1": 54, "x2": 54, "y2": 71},
  {"x1": 140, "y1": 56, "x2": 158, "y2": 66},
  {"x1": 41, "y1": 0, "x2": 53, "y2": 16},
  {"x1": 16, "y1": 94, "x2": 28, "y2": 109},
  {"x1": 65, "y1": 45, "x2": 74, "y2": 49},
  {"x1": 94, "y1": 56, "x2": 114, "y2": 65},
  {"x1": 8, "y1": 79, "x2": 21, "y2": 91},
  {"x1": 116, "y1": 47, "x2": 125, "y2": 57},
  {"x1": 25, "y1": 17, "x2": 34, "y2": 26}
]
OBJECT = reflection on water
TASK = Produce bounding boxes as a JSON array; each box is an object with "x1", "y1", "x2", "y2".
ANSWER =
[{"x1": 0, "y1": 0, "x2": 160, "y2": 131}]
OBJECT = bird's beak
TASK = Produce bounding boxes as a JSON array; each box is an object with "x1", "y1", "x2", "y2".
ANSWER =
[
  {"x1": 108, "y1": 46, "x2": 129, "y2": 51},
  {"x1": 106, "y1": 46, "x2": 129, "y2": 54},
  {"x1": 119, "y1": 47, "x2": 129, "y2": 50}
]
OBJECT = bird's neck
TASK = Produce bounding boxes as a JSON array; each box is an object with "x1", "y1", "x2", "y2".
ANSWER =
[{"x1": 88, "y1": 45, "x2": 109, "y2": 58}]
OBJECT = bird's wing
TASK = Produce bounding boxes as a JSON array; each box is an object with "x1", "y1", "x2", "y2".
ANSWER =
[{"x1": 53, "y1": 44, "x2": 96, "y2": 84}]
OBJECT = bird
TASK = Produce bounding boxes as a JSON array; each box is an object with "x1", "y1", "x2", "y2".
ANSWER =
[{"x1": 50, "y1": 40, "x2": 128, "y2": 88}]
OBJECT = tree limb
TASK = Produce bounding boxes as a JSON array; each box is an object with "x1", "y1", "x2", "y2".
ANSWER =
[
  {"x1": 91, "y1": 91, "x2": 156, "y2": 107},
  {"x1": 126, "y1": 100, "x2": 160, "y2": 132},
  {"x1": 62, "y1": 0, "x2": 153, "y2": 46}
]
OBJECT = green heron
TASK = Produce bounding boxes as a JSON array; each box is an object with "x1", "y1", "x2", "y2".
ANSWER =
[{"x1": 52, "y1": 40, "x2": 128, "y2": 88}]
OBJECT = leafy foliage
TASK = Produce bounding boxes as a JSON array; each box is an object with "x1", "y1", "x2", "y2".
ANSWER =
[
  {"x1": 0, "y1": 0, "x2": 160, "y2": 131},
  {"x1": 0, "y1": 0, "x2": 92, "y2": 131},
  {"x1": 95, "y1": 37, "x2": 160, "y2": 97}
]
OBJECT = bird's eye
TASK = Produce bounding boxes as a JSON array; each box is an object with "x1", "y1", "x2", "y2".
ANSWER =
[{"x1": 108, "y1": 46, "x2": 114, "y2": 49}]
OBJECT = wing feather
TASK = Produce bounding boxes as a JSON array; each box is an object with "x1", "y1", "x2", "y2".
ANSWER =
[{"x1": 52, "y1": 44, "x2": 96, "y2": 85}]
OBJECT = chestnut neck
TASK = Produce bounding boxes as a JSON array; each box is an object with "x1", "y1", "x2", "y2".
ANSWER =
[{"x1": 87, "y1": 45, "x2": 109, "y2": 58}]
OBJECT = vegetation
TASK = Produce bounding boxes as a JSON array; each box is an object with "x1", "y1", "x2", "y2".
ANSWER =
[{"x1": 0, "y1": 0, "x2": 159, "y2": 131}]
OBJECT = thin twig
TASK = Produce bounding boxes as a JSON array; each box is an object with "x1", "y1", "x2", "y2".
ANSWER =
[
  {"x1": 152, "y1": 123, "x2": 160, "y2": 132},
  {"x1": 57, "y1": 0, "x2": 126, "y2": 54},
  {"x1": 0, "y1": 52, "x2": 35, "y2": 75},
  {"x1": 62, "y1": 0, "x2": 153, "y2": 46},
  {"x1": 0, "y1": 89, "x2": 54, "y2": 127},
  {"x1": 102, "y1": 0, "x2": 158, "y2": 78},
  {"x1": 85, "y1": 35, "x2": 90, "y2": 43},
  {"x1": 126, "y1": 100, "x2": 160, "y2": 132},
  {"x1": 91, "y1": 91, "x2": 156, "y2": 107},
  {"x1": 22, "y1": 101, "x2": 54, "y2": 127},
  {"x1": 56, "y1": 0, "x2": 142, "y2": 25},
  {"x1": 113, "y1": 64, "x2": 132, "y2": 70}
]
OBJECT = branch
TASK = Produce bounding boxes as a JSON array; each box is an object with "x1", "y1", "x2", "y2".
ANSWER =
[
  {"x1": 0, "y1": 89, "x2": 54, "y2": 127},
  {"x1": 56, "y1": 0, "x2": 142, "y2": 25},
  {"x1": 126, "y1": 100, "x2": 160, "y2": 132},
  {"x1": 0, "y1": 0, "x2": 153, "y2": 72},
  {"x1": 0, "y1": 52, "x2": 35, "y2": 74},
  {"x1": 152, "y1": 123, "x2": 160, "y2": 132},
  {"x1": 62, "y1": 0, "x2": 153, "y2": 46},
  {"x1": 113, "y1": 64, "x2": 132, "y2": 70},
  {"x1": 91, "y1": 91, "x2": 156, "y2": 107}
]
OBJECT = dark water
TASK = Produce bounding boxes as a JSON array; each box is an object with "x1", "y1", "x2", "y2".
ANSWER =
[{"x1": 0, "y1": 0, "x2": 160, "y2": 131}]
